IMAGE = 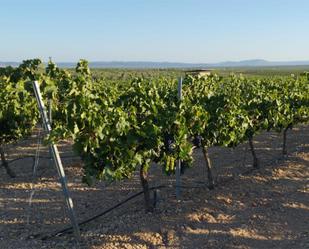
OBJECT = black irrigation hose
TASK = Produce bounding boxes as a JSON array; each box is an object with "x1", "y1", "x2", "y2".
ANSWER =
[
  {"x1": 28, "y1": 183, "x2": 210, "y2": 241},
  {"x1": 6, "y1": 155, "x2": 80, "y2": 165},
  {"x1": 26, "y1": 173, "x2": 253, "y2": 240},
  {"x1": 7, "y1": 156, "x2": 35, "y2": 165},
  {"x1": 27, "y1": 151, "x2": 293, "y2": 241},
  {"x1": 28, "y1": 185, "x2": 167, "y2": 240}
]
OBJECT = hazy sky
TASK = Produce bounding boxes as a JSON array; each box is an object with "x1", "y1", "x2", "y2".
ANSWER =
[{"x1": 1, "y1": 0, "x2": 308, "y2": 62}]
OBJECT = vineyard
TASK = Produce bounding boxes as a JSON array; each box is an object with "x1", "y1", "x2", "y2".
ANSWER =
[{"x1": 0, "y1": 60, "x2": 309, "y2": 249}]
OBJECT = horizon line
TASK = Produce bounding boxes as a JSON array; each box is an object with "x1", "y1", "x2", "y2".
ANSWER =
[{"x1": 1, "y1": 58, "x2": 309, "y2": 63}]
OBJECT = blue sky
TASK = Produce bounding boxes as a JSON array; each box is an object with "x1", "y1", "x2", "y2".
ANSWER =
[{"x1": 0, "y1": 0, "x2": 308, "y2": 62}]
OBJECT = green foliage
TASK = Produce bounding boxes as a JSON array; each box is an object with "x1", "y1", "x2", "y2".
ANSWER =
[
  {"x1": 1, "y1": 59, "x2": 308, "y2": 186},
  {"x1": 0, "y1": 76, "x2": 37, "y2": 145},
  {"x1": 48, "y1": 64, "x2": 308, "y2": 184}
]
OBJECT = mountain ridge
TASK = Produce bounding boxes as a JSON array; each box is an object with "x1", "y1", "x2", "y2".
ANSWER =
[{"x1": 1, "y1": 59, "x2": 309, "y2": 68}]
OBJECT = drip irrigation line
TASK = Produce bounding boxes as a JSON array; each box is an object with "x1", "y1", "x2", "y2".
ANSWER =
[
  {"x1": 27, "y1": 151, "x2": 291, "y2": 241},
  {"x1": 26, "y1": 172, "x2": 247, "y2": 240},
  {"x1": 28, "y1": 183, "x2": 209, "y2": 241},
  {"x1": 29, "y1": 185, "x2": 167, "y2": 240},
  {"x1": 7, "y1": 156, "x2": 35, "y2": 164},
  {"x1": 3, "y1": 147, "x2": 281, "y2": 172},
  {"x1": 6, "y1": 155, "x2": 80, "y2": 165}
]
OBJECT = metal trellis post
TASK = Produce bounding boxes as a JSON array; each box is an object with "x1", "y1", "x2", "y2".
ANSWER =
[
  {"x1": 32, "y1": 81, "x2": 81, "y2": 241},
  {"x1": 176, "y1": 77, "x2": 183, "y2": 199}
]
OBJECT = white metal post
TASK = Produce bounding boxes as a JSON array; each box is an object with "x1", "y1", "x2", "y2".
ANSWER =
[
  {"x1": 47, "y1": 99, "x2": 53, "y2": 168},
  {"x1": 48, "y1": 98, "x2": 52, "y2": 125},
  {"x1": 176, "y1": 77, "x2": 183, "y2": 199},
  {"x1": 32, "y1": 81, "x2": 80, "y2": 241}
]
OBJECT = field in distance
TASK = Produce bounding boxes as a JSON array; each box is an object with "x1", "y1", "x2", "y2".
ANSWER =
[{"x1": 81, "y1": 65, "x2": 309, "y2": 81}]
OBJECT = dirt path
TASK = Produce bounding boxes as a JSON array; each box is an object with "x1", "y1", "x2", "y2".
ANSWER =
[{"x1": 0, "y1": 125, "x2": 308, "y2": 249}]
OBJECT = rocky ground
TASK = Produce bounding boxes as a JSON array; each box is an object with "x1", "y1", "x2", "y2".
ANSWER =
[{"x1": 0, "y1": 125, "x2": 308, "y2": 249}]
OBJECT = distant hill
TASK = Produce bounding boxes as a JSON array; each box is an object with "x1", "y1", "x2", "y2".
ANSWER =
[
  {"x1": 1, "y1": 59, "x2": 309, "y2": 69},
  {"x1": 213, "y1": 59, "x2": 309, "y2": 67},
  {"x1": 0, "y1": 61, "x2": 20, "y2": 67}
]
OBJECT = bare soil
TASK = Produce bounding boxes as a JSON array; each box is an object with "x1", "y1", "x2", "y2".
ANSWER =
[{"x1": 0, "y1": 125, "x2": 308, "y2": 249}]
